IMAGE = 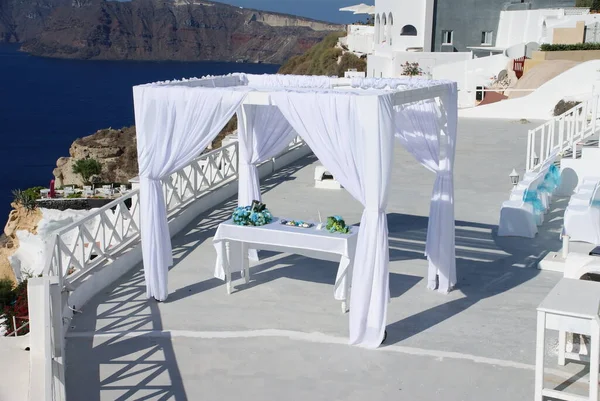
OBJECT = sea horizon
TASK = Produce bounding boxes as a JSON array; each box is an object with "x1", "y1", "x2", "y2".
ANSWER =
[{"x1": 0, "y1": 44, "x2": 279, "y2": 226}]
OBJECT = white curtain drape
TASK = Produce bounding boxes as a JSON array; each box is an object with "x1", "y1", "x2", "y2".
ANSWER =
[
  {"x1": 237, "y1": 104, "x2": 296, "y2": 206},
  {"x1": 134, "y1": 85, "x2": 249, "y2": 300},
  {"x1": 272, "y1": 91, "x2": 394, "y2": 348},
  {"x1": 393, "y1": 83, "x2": 457, "y2": 293}
]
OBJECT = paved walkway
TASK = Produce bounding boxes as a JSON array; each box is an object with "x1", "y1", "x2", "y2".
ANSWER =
[{"x1": 65, "y1": 118, "x2": 578, "y2": 400}]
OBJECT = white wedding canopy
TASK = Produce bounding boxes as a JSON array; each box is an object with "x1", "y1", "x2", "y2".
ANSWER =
[{"x1": 133, "y1": 73, "x2": 458, "y2": 348}]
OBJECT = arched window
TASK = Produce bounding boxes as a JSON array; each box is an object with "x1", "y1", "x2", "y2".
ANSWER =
[
  {"x1": 400, "y1": 24, "x2": 418, "y2": 36},
  {"x1": 388, "y1": 13, "x2": 394, "y2": 45},
  {"x1": 375, "y1": 14, "x2": 381, "y2": 43},
  {"x1": 381, "y1": 14, "x2": 387, "y2": 44}
]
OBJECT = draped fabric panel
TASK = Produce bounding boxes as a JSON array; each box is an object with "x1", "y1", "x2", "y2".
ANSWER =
[
  {"x1": 237, "y1": 104, "x2": 296, "y2": 206},
  {"x1": 393, "y1": 83, "x2": 457, "y2": 293},
  {"x1": 134, "y1": 85, "x2": 249, "y2": 300},
  {"x1": 272, "y1": 91, "x2": 394, "y2": 349}
]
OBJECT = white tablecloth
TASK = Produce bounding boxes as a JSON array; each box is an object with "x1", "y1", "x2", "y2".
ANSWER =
[{"x1": 213, "y1": 218, "x2": 359, "y2": 301}]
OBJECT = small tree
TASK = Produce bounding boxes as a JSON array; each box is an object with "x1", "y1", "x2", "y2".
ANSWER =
[
  {"x1": 72, "y1": 158, "x2": 102, "y2": 185},
  {"x1": 401, "y1": 61, "x2": 423, "y2": 76}
]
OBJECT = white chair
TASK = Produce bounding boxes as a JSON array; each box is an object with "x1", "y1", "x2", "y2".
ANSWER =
[
  {"x1": 510, "y1": 173, "x2": 549, "y2": 214},
  {"x1": 570, "y1": 181, "x2": 600, "y2": 207},
  {"x1": 499, "y1": 185, "x2": 544, "y2": 238},
  {"x1": 564, "y1": 185, "x2": 600, "y2": 245},
  {"x1": 83, "y1": 186, "x2": 94, "y2": 197}
]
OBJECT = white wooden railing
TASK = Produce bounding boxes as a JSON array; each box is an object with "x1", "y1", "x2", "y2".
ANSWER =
[
  {"x1": 526, "y1": 94, "x2": 600, "y2": 172},
  {"x1": 34, "y1": 136, "x2": 306, "y2": 401},
  {"x1": 43, "y1": 141, "x2": 240, "y2": 284}
]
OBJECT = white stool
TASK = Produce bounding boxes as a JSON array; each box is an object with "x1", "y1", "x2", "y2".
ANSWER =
[{"x1": 536, "y1": 278, "x2": 600, "y2": 401}]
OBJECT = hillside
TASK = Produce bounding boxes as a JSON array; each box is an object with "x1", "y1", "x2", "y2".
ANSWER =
[
  {"x1": 278, "y1": 32, "x2": 366, "y2": 76},
  {"x1": 0, "y1": 0, "x2": 343, "y2": 63}
]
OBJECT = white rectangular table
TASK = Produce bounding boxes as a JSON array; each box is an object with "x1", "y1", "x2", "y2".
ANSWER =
[
  {"x1": 213, "y1": 218, "x2": 359, "y2": 312},
  {"x1": 535, "y1": 278, "x2": 600, "y2": 401}
]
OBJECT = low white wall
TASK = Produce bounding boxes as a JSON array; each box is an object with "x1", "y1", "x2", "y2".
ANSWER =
[
  {"x1": 368, "y1": 51, "x2": 471, "y2": 79},
  {"x1": 63, "y1": 144, "x2": 312, "y2": 325},
  {"x1": 433, "y1": 54, "x2": 509, "y2": 108},
  {"x1": 391, "y1": 51, "x2": 471, "y2": 77}
]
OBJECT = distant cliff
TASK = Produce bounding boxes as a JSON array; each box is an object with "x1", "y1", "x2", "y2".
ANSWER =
[{"x1": 0, "y1": 0, "x2": 343, "y2": 63}]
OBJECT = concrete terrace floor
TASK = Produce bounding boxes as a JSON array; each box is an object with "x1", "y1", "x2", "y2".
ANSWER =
[{"x1": 65, "y1": 118, "x2": 579, "y2": 401}]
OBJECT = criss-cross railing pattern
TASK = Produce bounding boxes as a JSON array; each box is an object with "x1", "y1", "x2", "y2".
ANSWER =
[
  {"x1": 526, "y1": 94, "x2": 600, "y2": 172},
  {"x1": 43, "y1": 142, "x2": 240, "y2": 285}
]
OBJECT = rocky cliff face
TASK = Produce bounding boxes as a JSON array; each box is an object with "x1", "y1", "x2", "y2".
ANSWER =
[
  {"x1": 53, "y1": 126, "x2": 138, "y2": 187},
  {"x1": 1, "y1": 0, "x2": 343, "y2": 63},
  {"x1": 0, "y1": 204, "x2": 42, "y2": 282}
]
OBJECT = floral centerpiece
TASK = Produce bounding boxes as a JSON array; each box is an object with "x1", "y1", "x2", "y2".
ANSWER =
[
  {"x1": 232, "y1": 200, "x2": 273, "y2": 227},
  {"x1": 326, "y1": 215, "x2": 350, "y2": 234}
]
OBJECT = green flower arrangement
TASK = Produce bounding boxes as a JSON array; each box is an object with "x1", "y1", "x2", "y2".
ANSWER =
[{"x1": 326, "y1": 215, "x2": 350, "y2": 234}]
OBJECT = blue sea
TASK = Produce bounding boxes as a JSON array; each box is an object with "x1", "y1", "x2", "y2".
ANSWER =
[{"x1": 0, "y1": 44, "x2": 279, "y2": 225}]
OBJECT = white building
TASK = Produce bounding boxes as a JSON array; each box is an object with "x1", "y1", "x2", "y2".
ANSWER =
[{"x1": 341, "y1": 1, "x2": 596, "y2": 108}]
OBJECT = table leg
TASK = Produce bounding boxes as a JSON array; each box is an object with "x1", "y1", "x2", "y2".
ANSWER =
[
  {"x1": 341, "y1": 301, "x2": 348, "y2": 314},
  {"x1": 558, "y1": 330, "x2": 566, "y2": 366},
  {"x1": 241, "y1": 242, "x2": 250, "y2": 284},
  {"x1": 535, "y1": 311, "x2": 546, "y2": 401},
  {"x1": 589, "y1": 320, "x2": 600, "y2": 401},
  {"x1": 225, "y1": 241, "x2": 232, "y2": 295}
]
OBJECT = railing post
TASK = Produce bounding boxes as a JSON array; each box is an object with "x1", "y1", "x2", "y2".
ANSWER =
[
  {"x1": 593, "y1": 94, "x2": 600, "y2": 147},
  {"x1": 540, "y1": 128, "x2": 545, "y2": 165},
  {"x1": 530, "y1": 130, "x2": 536, "y2": 171},
  {"x1": 27, "y1": 277, "x2": 53, "y2": 401},
  {"x1": 559, "y1": 117, "x2": 565, "y2": 148}
]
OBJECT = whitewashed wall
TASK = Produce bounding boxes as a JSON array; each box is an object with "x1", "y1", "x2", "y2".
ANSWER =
[
  {"x1": 368, "y1": 51, "x2": 471, "y2": 78},
  {"x1": 496, "y1": 9, "x2": 565, "y2": 47},
  {"x1": 433, "y1": 54, "x2": 509, "y2": 108},
  {"x1": 373, "y1": 0, "x2": 434, "y2": 52},
  {"x1": 346, "y1": 25, "x2": 375, "y2": 54}
]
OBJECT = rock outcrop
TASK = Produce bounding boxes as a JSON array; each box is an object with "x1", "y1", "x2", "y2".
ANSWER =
[
  {"x1": 1, "y1": 0, "x2": 343, "y2": 64},
  {"x1": 0, "y1": 203, "x2": 43, "y2": 282},
  {"x1": 53, "y1": 126, "x2": 138, "y2": 187}
]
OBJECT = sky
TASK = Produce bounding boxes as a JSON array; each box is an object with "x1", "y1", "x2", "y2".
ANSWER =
[{"x1": 211, "y1": 0, "x2": 373, "y2": 24}]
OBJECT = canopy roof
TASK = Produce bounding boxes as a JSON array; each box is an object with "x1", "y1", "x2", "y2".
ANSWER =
[
  {"x1": 133, "y1": 73, "x2": 458, "y2": 349},
  {"x1": 137, "y1": 73, "x2": 452, "y2": 106}
]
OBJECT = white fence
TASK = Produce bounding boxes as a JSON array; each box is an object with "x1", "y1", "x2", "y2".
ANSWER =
[
  {"x1": 526, "y1": 94, "x2": 600, "y2": 172},
  {"x1": 30, "y1": 137, "x2": 306, "y2": 401},
  {"x1": 43, "y1": 142, "x2": 240, "y2": 284}
]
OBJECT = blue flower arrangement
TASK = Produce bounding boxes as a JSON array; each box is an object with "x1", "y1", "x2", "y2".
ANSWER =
[
  {"x1": 232, "y1": 201, "x2": 273, "y2": 227},
  {"x1": 326, "y1": 215, "x2": 350, "y2": 234}
]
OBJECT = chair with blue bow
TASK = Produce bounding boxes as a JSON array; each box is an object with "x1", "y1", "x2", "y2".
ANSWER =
[
  {"x1": 499, "y1": 178, "x2": 546, "y2": 238},
  {"x1": 564, "y1": 184, "x2": 600, "y2": 245}
]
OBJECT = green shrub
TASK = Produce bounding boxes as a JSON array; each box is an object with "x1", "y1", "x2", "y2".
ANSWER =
[
  {"x1": 554, "y1": 100, "x2": 581, "y2": 116},
  {"x1": 337, "y1": 53, "x2": 366, "y2": 76},
  {"x1": 0, "y1": 279, "x2": 14, "y2": 310},
  {"x1": 11, "y1": 188, "x2": 39, "y2": 211},
  {"x1": 401, "y1": 61, "x2": 424, "y2": 76},
  {"x1": 0, "y1": 279, "x2": 29, "y2": 336},
  {"x1": 540, "y1": 42, "x2": 600, "y2": 52},
  {"x1": 278, "y1": 32, "x2": 347, "y2": 76},
  {"x1": 576, "y1": 0, "x2": 600, "y2": 10},
  {"x1": 72, "y1": 158, "x2": 102, "y2": 184}
]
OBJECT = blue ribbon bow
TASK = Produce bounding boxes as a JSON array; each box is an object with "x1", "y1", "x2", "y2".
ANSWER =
[{"x1": 523, "y1": 190, "x2": 544, "y2": 214}]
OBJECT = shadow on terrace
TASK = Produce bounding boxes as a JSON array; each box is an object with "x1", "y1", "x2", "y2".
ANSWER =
[
  {"x1": 65, "y1": 155, "x2": 565, "y2": 400},
  {"x1": 385, "y1": 196, "x2": 566, "y2": 346},
  {"x1": 65, "y1": 155, "x2": 316, "y2": 400}
]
